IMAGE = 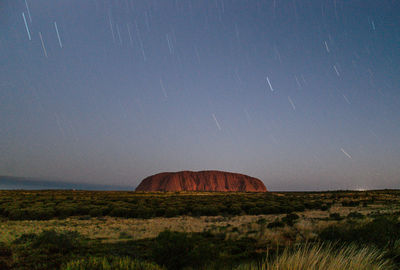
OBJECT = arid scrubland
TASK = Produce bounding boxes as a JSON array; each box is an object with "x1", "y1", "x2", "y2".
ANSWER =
[
  {"x1": 0, "y1": 190, "x2": 399, "y2": 269},
  {"x1": 1, "y1": 195, "x2": 398, "y2": 244}
]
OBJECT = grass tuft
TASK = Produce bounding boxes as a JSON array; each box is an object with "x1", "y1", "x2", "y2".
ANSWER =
[{"x1": 236, "y1": 243, "x2": 395, "y2": 270}]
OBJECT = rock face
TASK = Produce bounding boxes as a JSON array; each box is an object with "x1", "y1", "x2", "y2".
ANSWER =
[{"x1": 135, "y1": 170, "x2": 267, "y2": 192}]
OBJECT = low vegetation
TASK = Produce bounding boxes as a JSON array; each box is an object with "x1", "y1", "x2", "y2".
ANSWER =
[
  {"x1": 237, "y1": 244, "x2": 395, "y2": 270},
  {"x1": 0, "y1": 190, "x2": 331, "y2": 220},
  {"x1": 62, "y1": 257, "x2": 164, "y2": 270},
  {"x1": 0, "y1": 190, "x2": 399, "y2": 269}
]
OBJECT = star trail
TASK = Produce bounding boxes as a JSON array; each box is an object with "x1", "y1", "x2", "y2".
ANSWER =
[{"x1": 1, "y1": 0, "x2": 399, "y2": 190}]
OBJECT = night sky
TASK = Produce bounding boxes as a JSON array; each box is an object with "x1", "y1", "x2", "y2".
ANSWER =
[{"x1": 1, "y1": 0, "x2": 400, "y2": 190}]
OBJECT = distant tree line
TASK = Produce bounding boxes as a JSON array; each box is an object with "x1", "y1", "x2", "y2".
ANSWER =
[{"x1": 0, "y1": 190, "x2": 337, "y2": 220}]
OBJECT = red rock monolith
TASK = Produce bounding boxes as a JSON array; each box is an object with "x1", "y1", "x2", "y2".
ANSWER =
[{"x1": 135, "y1": 170, "x2": 267, "y2": 192}]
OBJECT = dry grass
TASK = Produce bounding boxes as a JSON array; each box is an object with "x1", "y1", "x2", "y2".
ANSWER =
[
  {"x1": 0, "y1": 215, "x2": 276, "y2": 243},
  {"x1": 0, "y1": 201, "x2": 398, "y2": 244},
  {"x1": 61, "y1": 257, "x2": 164, "y2": 270},
  {"x1": 236, "y1": 244, "x2": 395, "y2": 270}
]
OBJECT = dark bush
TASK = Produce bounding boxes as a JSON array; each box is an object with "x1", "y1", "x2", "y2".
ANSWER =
[
  {"x1": 110, "y1": 207, "x2": 130, "y2": 217},
  {"x1": 12, "y1": 233, "x2": 37, "y2": 244},
  {"x1": 164, "y1": 208, "x2": 178, "y2": 217},
  {"x1": 56, "y1": 207, "x2": 76, "y2": 218},
  {"x1": 256, "y1": 218, "x2": 267, "y2": 225},
  {"x1": 12, "y1": 230, "x2": 85, "y2": 270},
  {"x1": 201, "y1": 206, "x2": 219, "y2": 216},
  {"x1": 31, "y1": 230, "x2": 82, "y2": 253},
  {"x1": 282, "y1": 213, "x2": 299, "y2": 226},
  {"x1": 248, "y1": 207, "x2": 262, "y2": 215},
  {"x1": 136, "y1": 207, "x2": 153, "y2": 218},
  {"x1": 347, "y1": 212, "x2": 364, "y2": 219},
  {"x1": 7, "y1": 209, "x2": 28, "y2": 220},
  {"x1": 342, "y1": 200, "x2": 360, "y2": 207},
  {"x1": 293, "y1": 204, "x2": 306, "y2": 212},
  {"x1": 229, "y1": 206, "x2": 242, "y2": 215},
  {"x1": 0, "y1": 242, "x2": 12, "y2": 270},
  {"x1": 267, "y1": 219, "x2": 284, "y2": 228},
  {"x1": 329, "y1": 213, "x2": 342, "y2": 220},
  {"x1": 89, "y1": 208, "x2": 103, "y2": 217},
  {"x1": 320, "y1": 204, "x2": 330, "y2": 211},
  {"x1": 152, "y1": 230, "x2": 215, "y2": 270},
  {"x1": 319, "y1": 216, "x2": 400, "y2": 249}
]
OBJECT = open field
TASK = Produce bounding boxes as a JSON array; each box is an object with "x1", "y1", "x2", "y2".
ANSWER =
[{"x1": 0, "y1": 190, "x2": 399, "y2": 269}]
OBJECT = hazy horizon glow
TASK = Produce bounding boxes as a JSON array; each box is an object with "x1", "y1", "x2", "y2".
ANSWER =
[{"x1": 1, "y1": 0, "x2": 400, "y2": 191}]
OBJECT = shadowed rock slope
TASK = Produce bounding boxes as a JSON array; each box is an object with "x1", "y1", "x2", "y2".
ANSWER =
[{"x1": 135, "y1": 170, "x2": 267, "y2": 192}]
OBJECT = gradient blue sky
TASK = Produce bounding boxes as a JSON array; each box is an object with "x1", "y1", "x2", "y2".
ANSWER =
[{"x1": 1, "y1": 0, "x2": 399, "y2": 190}]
